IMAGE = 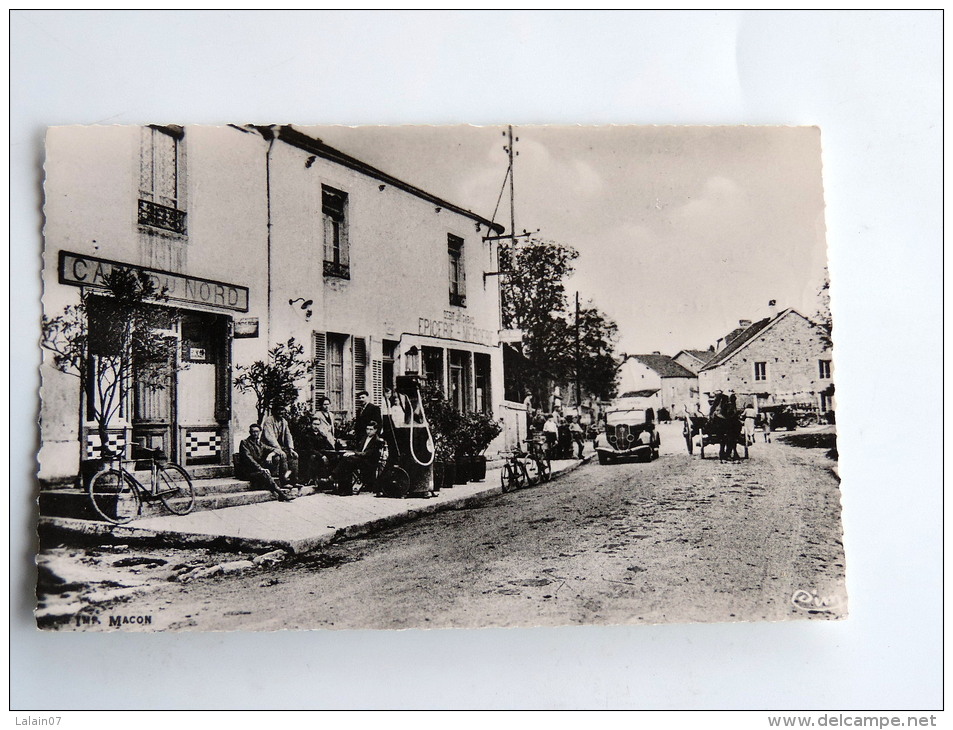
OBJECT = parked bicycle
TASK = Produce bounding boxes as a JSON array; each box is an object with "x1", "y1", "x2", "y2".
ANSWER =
[
  {"x1": 87, "y1": 449, "x2": 195, "y2": 524},
  {"x1": 500, "y1": 438, "x2": 551, "y2": 493}
]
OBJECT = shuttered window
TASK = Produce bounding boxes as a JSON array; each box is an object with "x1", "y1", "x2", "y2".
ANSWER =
[
  {"x1": 312, "y1": 331, "x2": 327, "y2": 410},
  {"x1": 353, "y1": 336, "x2": 367, "y2": 393},
  {"x1": 322, "y1": 185, "x2": 350, "y2": 279},
  {"x1": 448, "y1": 234, "x2": 466, "y2": 307},
  {"x1": 327, "y1": 334, "x2": 347, "y2": 414},
  {"x1": 372, "y1": 360, "x2": 383, "y2": 406}
]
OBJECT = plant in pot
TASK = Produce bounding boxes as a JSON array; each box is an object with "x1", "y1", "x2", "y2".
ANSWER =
[
  {"x1": 456, "y1": 411, "x2": 503, "y2": 482},
  {"x1": 421, "y1": 384, "x2": 462, "y2": 489}
]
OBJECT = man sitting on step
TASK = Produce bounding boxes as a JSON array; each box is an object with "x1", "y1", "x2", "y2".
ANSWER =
[{"x1": 238, "y1": 423, "x2": 294, "y2": 502}]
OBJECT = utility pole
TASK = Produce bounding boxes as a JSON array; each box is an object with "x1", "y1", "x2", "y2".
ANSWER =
[
  {"x1": 575, "y1": 291, "x2": 581, "y2": 408},
  {"x1": 507, "y1": 125, "x2": 516, "y2": 245}
]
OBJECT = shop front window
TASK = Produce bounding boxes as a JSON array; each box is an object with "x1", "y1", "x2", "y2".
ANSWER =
[
  {"x1": 474, "y1": 353, "x2": 491, "y2": 414},
  {"x1": 423, "y1": 346, "x2": 444, "y2": 392},
  {"x1": 449, "y1": 349, "x2": 472, "y2": 413}
]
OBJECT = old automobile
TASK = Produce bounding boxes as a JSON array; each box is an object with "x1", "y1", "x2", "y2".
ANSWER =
[{"x1": 594, "y1": 400, "x2": 660, "y2": 464}]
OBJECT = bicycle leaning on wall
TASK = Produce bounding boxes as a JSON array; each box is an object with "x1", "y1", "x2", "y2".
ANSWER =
[{"x1": 87, "y1": 449, "x2": 195, "y2": 524}]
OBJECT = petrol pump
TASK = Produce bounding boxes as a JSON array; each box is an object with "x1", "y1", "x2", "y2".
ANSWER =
[{"x1": 389, "y1": 374, "x2": 435, "y2": 495}]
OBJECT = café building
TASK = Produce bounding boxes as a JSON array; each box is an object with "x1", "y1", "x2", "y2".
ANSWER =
[{"x1": 39, "y1": 124, "x2": 505, "y2": 484}]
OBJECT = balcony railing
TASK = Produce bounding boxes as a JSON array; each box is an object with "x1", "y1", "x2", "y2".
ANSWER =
[
  {"x1": 324, "y1": 260, "x2": 350, "y2": 280},
  {"x1": 138, "y1": 199, "x2": 187, "y2": 235}
]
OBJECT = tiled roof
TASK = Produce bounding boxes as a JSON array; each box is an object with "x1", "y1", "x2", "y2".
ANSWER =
[
  {"x1": 700, "y1": 313, "x2": 784, "y2": 371},
  {"x1": 631, "y1": 354, "x2": 698, "y2": 379},
  {"x1": 679, "y1": 349, "x2": 715, "y2": 365}
]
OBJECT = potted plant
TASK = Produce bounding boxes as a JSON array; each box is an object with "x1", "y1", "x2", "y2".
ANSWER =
[
  {"x1": 456, "y1": 411, "x2": 503, "y2": 482},
  {"x1": 421, "y1": 384, "x2": 462, "y2": 489}
]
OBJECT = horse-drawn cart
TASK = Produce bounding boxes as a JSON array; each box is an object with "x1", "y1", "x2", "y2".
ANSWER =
[{"x1": 682, "y1": 413, "x2": 748, "y2": 460}]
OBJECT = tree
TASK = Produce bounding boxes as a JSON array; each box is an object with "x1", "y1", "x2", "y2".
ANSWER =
[
  {"x1": 501, "y1": 238, "x2": 579, "y2": 403},
  {"x1": 41, "y1": 267, "x2": 180, "y2": 458},
  {"x1": 234, "y1": 338, "x2": 310, "y2": 424},
  {"x1": 501, "y1": 238, "x2": 620, "y2": 405},
  {"x1": 574, "y1": 303, "x2": 620, "y2": 401}
]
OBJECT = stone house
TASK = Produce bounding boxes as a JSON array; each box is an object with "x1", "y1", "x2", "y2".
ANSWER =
[
  {"x1": 616, "y1": 354, "x2": 699, "y2": 419},
  {"x1": 697, "y1": 308, "x2": 834, "y2": 413},
  {"x1": 672, "y1": 348, "x2": 715, "y2": 375}
]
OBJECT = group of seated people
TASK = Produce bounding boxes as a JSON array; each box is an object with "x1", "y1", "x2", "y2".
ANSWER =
[{"x1": 237, "y1": 390, "x2": 388, "y2": 501}]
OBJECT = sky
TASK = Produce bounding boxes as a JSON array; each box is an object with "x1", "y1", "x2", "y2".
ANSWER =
[{"x1": 308, "y1": 124, "x2": 829, "y2": 358}]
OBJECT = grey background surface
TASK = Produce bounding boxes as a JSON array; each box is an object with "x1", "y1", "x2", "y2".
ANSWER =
[{"x1": 11, "y1": 10, "x2": 942, "y2": 710}]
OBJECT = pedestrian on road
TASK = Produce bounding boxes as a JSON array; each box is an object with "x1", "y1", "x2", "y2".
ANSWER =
[
  {"x1": 543, "y1": 413, "x2": 559, "y2": 456},
  {"x1": 742, "y1": 401, "x2": 757, "y2": 447},
  {"x1": 238, "y1": 424, "x2": 294, "y2": 501},
  {"x1": 762, "y1": 411, "x2": 773, "y2": 443},
  {"x1": 568, "y1": 415, "x2": 586, "y2": 459}
]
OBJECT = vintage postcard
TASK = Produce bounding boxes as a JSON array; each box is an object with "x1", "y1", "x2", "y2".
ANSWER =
[{"x1": 37, "y1": 124, "x2": 844, "y2": 631}]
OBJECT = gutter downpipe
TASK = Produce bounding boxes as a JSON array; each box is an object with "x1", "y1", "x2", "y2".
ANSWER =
[{"x1": 261, "y1": 126, "x2": 277, "y2": 347}]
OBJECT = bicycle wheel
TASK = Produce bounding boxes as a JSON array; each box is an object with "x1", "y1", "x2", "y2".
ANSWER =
[
  {"x1": 157, "y1": 463, "x2": 196, "y2": 515},
  {"x1": 88, "y1": 469, "x2": 141, "y2": 524},
  {"x1": 378, "y1": 466, "x2": 410, "y2": 497},
  {"x1": 501, "y1": 460, "x2": 527, "y2": 493}
]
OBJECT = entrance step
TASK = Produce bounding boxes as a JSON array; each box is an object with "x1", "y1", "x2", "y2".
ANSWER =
[{"x1": 38, "y1": 477, "x2": 276, "y2": 523}]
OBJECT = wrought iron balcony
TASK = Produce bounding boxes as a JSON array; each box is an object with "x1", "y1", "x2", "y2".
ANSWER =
[
  {"x1": 449, "y1": 292, "x2": 467, "y2": 307},
  {"x1": 324, "y1": 260, "x2": 350, "y2": 280},
  {"x1": 138, "y1": 199, "x2": 187, "y2": 235}
]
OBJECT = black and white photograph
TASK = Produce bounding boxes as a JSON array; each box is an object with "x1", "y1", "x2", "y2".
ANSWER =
[
  {"x1": 36, "y1": 123, "x2": 844, "y2": 632},
  {"x1": 12, "y1": 8, "x2": 940, "y2": 714}
]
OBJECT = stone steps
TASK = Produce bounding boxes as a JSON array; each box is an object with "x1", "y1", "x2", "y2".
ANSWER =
[{"x1": 38, "y1": 477, "x2": 279, "y2": 522}]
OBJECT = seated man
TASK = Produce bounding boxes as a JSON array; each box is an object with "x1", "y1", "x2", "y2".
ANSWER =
[
  {"x1": 261, "y1": 404, "x2": 299, "y2": 486},
  {"x1": 238, "y1": 424, "x2": 293, "y2": 502},
  {"x1": 299, "y1": 398, "x2": 347, "y2": 487},
  {"x1": 332, "y1": 420, "x2": 388, "y2": 496}
]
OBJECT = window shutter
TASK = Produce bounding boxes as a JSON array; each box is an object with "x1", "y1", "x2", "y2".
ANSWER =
[
  {"x1": 312, "y1": 331, "x2": 327, "y2": 409},
  {"x1": 323, "y1": 215, "x2": 333, "y2": 262},
  {"x1": 340, "y1": 211, "x2": 350, "y2": 266},
  {"x1": 353, "y1": 337, "x2": 367, "y2": 393},
  {"x1": 372, "y1": 359, "x2": 383, "y2": 406}
]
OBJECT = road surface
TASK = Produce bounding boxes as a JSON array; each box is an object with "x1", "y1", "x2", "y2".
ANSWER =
[{"x1": 42, "y1": 423, "x2": 846, "y2": 631}]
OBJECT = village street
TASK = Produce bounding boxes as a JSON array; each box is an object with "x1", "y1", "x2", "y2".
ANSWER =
[{"x1": 41, "y1": 425, "x2": 845, "y2": 631}]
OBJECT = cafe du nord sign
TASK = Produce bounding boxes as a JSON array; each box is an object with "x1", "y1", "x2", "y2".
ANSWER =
[{"x1": 58, "y1": 251, "x2": 249, "y2": 313}]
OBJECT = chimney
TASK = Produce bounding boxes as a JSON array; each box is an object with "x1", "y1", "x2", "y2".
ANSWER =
[
  {"x1": 768, "y1": 299, "x2": 778, "y2": 318},
  {"x1": 739, "y1": 319, "x2": 752, "y2": 329}
]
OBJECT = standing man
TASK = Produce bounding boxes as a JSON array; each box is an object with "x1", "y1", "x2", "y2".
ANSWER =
[
  {"x1": 262, "y1": 404, "x2": 299, "y2": 487},
  {"x1": 568, "y1": 415, "x2": 586, "y2": 459},
  {"x1": 542, "y1": 413, "x2": 559, "y2": 456},
  {"x1": 352, "y1": 390, "x2": 383, "y2": 448},
  {"x1": 238, "y1": 424, "x2": 293, "y2": 501}
]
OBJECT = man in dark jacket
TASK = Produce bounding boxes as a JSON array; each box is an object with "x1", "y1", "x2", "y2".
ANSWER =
[
  {"x1": 238, "y1": 424, "x2": 294, "y2": 501},
  {"x1": 332, "y1": 421, "x2": 388, "y2": 495}
]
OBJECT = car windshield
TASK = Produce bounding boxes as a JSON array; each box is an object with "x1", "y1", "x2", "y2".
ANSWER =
[{"x1": 606, "y1": 409, "x2": 646, "y2": 425}]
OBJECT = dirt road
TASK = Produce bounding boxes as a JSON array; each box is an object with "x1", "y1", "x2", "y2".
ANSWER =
[{"x1": 42, "y1": 426, "x2": 846, "y2": 631}]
